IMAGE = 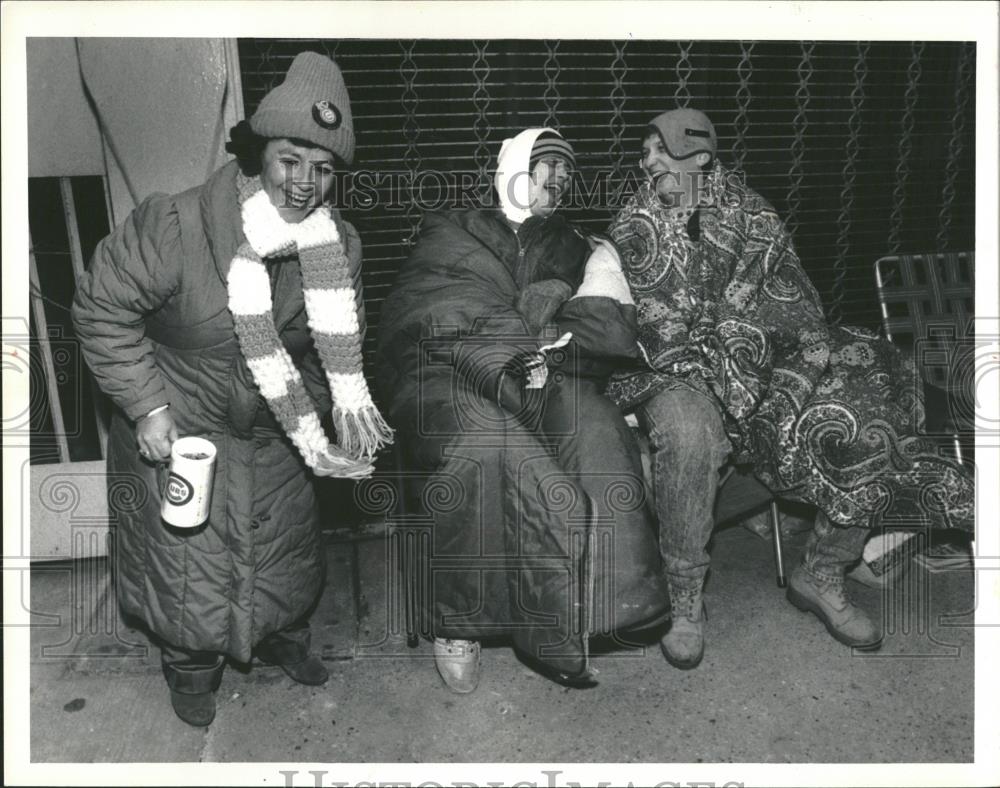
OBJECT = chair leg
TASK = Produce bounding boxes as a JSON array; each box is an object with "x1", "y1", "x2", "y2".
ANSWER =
[
  {"x1": 769, "y1": 500, "x2": 787, "y2": 588},
  {"x1": 402, "y1": 530, "x2": 420, "y2": 648},
  {"x1": 393, "y1": 527, "x2": 419, "y2": 648},
  {"x1": 391, "y1": 444, "x2": 421, "y2": 649}
]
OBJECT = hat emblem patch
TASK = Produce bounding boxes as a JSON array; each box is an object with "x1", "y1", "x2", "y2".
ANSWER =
[{"x1": 312, "y1": 100, "x2": 342, "y2": 130}]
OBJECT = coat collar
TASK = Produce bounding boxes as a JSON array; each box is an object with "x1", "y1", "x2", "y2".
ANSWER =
[{"x1": 200, "y1": 160, "x2": 245, "y2": 285}]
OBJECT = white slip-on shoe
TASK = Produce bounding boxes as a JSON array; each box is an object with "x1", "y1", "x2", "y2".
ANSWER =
[{"x1": 432, "y1": 637, "x2": 481, "y2": 694}]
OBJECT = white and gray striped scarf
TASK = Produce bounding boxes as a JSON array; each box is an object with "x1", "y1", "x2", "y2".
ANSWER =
[{"x1": 227, "y1": 173, "x2": 392, "y2": 472}]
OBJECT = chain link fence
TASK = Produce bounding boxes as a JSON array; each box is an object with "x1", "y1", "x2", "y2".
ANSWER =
[{"x1": 238, "y1": 39, "x2": 976, "y2": 364}]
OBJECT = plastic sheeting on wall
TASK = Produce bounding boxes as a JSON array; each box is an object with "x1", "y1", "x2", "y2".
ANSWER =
[
  {"x1": 77, "y1": 38, "x2": 242, "y2": 226},
  {"x1": 27, "y1": 38, "x2": 105, "y2": 178}
]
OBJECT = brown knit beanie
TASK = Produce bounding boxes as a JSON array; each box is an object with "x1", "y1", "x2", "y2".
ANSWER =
[{"x1": 250, "y1": 51, "x2": 355, "y2": 165}]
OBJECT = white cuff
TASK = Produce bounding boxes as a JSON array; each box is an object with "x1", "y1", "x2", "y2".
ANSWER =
[{"x1": 143, "y1": 404, "x2": 170, "y2": 420}]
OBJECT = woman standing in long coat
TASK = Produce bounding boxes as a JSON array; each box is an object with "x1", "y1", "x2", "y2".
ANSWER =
[{"x1": 72, "y1": 53, "x2": 390, "y2": 726}]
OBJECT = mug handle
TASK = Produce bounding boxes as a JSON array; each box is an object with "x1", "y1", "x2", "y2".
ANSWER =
[{"x1": 155, "y1": 459, "x2": 171, "y2": 501}]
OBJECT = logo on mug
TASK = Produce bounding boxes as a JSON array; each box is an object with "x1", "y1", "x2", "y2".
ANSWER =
[{"x1": 166, "y1": 472, "x2": 194, "y2": 506}]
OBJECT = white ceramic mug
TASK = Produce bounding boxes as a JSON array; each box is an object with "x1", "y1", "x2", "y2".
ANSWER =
[{"x1": 160, "y1": 436, "x2": 217, "y2": 528}]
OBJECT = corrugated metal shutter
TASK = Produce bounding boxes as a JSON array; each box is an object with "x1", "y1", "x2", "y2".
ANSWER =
[{"x1": 238, "y1": 39, "x2": 976, "y2": 378}]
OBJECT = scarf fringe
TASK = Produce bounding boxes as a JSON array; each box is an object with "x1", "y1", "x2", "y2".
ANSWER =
[{"x1": 334, "y1": 405, "x2": 395, "y2": 459}]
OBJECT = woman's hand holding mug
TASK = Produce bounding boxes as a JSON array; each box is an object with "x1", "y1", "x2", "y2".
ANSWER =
[{"x1": 137, "y1": 407, "x2": 179, "y2": 462}]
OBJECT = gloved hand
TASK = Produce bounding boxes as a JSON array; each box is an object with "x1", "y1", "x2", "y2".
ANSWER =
[
  {"x1": 313, "y1": 446, "x2": 374, "y2": 479},
  {"x1": 496, "y1": 368, "x2": 547, "y2": 430}
]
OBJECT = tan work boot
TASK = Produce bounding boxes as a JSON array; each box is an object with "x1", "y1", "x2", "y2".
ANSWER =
[
  {"x1": 660, "y1": 586, "x2": 706, "y2": 669},
  {"x1": 433, "y1": 638, "x2": 481, "y2": 693},
  {"x1": 787, "y1": 565, "x2": 881, "y2": 650}
]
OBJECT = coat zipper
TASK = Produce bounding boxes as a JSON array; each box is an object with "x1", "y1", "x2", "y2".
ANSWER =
[{"x1": 506, "y1": 221, "x2": 527, "y2": 287}]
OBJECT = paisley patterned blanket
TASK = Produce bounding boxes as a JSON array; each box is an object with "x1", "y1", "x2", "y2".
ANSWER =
[{"x1": 605, "y1": 165, "x2": 973, "y2": 532}]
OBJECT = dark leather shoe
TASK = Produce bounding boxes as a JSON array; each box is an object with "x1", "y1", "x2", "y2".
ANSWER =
[
  {"x1": 169, "y1": 690, "x2": 216, "y2": 727},
  {"x1": 279, "y1": 654, "x2": 329, "y2": 686}
]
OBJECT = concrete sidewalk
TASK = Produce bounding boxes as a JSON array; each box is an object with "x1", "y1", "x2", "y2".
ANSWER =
[{"x1": 28, "y1": 525, "x2": 974, "y2": 763}]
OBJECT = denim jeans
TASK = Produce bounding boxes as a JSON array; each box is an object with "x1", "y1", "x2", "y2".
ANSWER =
[
  {"x1": 801, "y1": 510, "x2": 870, "y2": 581},
  {"x1": 636, "y1": 386, "x2": 732, "y2": 592},
  {"x1": 637, "y1": 386, "x2": 869, "y2": 591}
]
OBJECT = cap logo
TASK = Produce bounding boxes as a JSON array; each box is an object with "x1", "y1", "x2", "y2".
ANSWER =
[
  {"x1": 312, "y1": 100, "x2": 342, "y2": 130},
  {"x1": 684, "y1": 128, "x2": 711, "y2": 138}
]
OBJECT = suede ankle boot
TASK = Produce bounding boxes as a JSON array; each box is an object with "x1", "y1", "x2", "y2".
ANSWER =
[
  {"x1": 660, "y1": 584, "x2": 706, "y2": 669},
  {"x1": 787, "y1": 564, "x2": 881, "y2": 650}
]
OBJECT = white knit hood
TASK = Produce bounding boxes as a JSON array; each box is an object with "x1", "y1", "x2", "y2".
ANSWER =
[{"x1": 493, "y1": 127, "x2": 561, "y2": 225}]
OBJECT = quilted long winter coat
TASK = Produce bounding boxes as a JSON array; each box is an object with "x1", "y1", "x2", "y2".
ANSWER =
[{"x1": 72, "y1": 161, "x2": 364, "y2": 661}]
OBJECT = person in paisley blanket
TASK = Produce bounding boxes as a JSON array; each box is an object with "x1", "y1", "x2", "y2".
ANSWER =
[{"x1": 602, "y1": 108, "x2": 974, "y2": 668}]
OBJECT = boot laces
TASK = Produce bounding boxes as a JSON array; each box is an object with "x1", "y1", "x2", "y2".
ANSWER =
[
  {"x1": 670, "y1": 589, "x2": 702, "y2": 622},
  {"x1": 814, "y1": 574, "x2": 849, "y2": 607},
  {"x1": 826, "y1": 580, "x2": 849, "y2": 607}
]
